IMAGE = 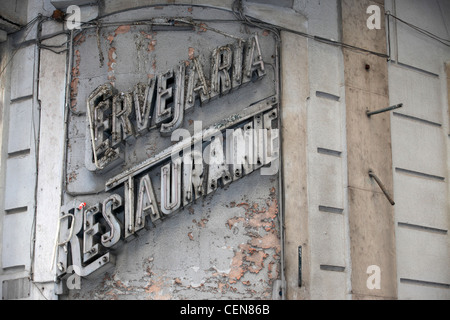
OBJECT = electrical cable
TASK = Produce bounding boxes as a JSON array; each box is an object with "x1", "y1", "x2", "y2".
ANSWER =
[
  {"x1": 386, "y1": 12, "x2": 450, "y2": 47},
  {"x1": 231, "y1": 0, "x2": 389, "y2": 58},
  {"x1": 0, "y1": 15, "x2": 42, "y2": 77}
]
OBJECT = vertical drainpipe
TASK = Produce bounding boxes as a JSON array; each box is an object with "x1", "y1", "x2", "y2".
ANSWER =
[{"x1": 30, "y1": 14, "x2": 43, "y2": 283}]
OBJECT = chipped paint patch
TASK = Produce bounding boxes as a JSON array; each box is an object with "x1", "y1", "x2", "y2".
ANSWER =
[
  {"x1": 197, "y1": 23, "x2": 208, "y2": 33},
  {"x1": 225, "y1": 194, "x2": 280, "y2": 289},
  {"x1": 107, "y1": 34, "x2": 114, "y2": 44},
  {"x1": 107, "y1": 47, "x2": 117, "y2": 85},
  {"x1": 250, "y1": 230, "x2": 280, "y2": 251},
  {"x1": 229, "y1": 244, "x2": 247, "y2": 284},
  {"x1": 74, "y1": 32, "x2": 86, "y2": 45},
  {"x1": 114, "y1": 25, "x2": 131, "y2": 36},
  {"x1": 193, "y1": 218, "x2": 208, "y2": 228},
  {"x1": 67, "y1": 170, "x2": 78, "y2": 183},
  {"x1": 70, "y1": 50, "x2": 81, "y2": 109},
  {"x1": 147, "y1": 39, "x2": 157, "y2": 52},
  {"x1": 107, "y1": 47, "x2": 116, "y2": 72},
  {"x1": 188, "y1": 47, "x2": 195, "y2": 60}
]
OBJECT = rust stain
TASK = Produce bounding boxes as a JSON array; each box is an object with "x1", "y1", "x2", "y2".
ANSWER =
[
  {"x1": 188, "y1": 47, "x2": 195, "y2": 60},
  {"x1": 67, "y1": 171, "x2": 78, "y2": 183},
  {"x1": 188, "y1": 232, "x2": 194, "y2": 241},
  {"x1": 218, "y1": 281, "x2": 228, "y2": 293},
  {"x1": 226, "y1": 216, "x2": 244, "y2": 229},
  {"x1": 250, "y1": 230, "x2": 280, "y2": 252},
  {"x1": 70, "y1": 50, "x2": 81, "y2": 109},
  {"x1": 140, "y1": 31, "x2": 153, "y2": 39},
  {"x1": 114, "y1": 25, "x2": 131, "y2": 36},
  {"x1": 197, "y1": 23, "x2": 208, "y2": 33},
  {"x1": 70, "y1": 79, "x2": 78, "y2": 108},
  {"x1": 246, "y1": 249, "x2": 268, "y2": 274},
  {"x1": 193, "y1": 218, "x2": 208, "y2": 228},
  {"x1": 262, "y1": 30, "x2": 270, "y2": 37},
  {"x1": 107, "y1": 47, "x2": 116, "y2": 72},
  {"x1": 229, "y1": 244, "x2": 247, "y2": 284},
  {"x1": 143, "y1": 277, "x2": 171, "y2": 299},
  {"x1": 105, "y1": 25, "x2": 131, "y2": 46},
  {"x1": 226, "y1": 194, "x2": 280, "y2": 288},
  {"x1": 144, "y1": 279, "x2": 162, "y2": 294},
  {"x1": 107, "y1": 34, "x2": 114, "y2": 44},
  {"x1": 228, "y1": 244, "x2": 270, "y2": 284},
  {"x1": 139, "y1": 31, "x2": 157, "y2": 52},
  {"x1": 147, "y1": 39, "x2": 157, "y2": 52},
  {"x1": 108, "y1": 75, "x2": 116, "y2": 83},
  {"x1": 227, "y1": 199, "x2": 278, "y2": 231},
  {"x1": 73, "y1": 32, "x2": 86, "y2": 45},
  {"x1": 107, "y1": 46, "x2": 117, "y2": 85},
  {"x1": 268, "y1": 261, "x2": 279, "y2": 281}
]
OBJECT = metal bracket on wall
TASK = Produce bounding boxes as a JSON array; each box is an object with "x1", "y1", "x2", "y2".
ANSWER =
[
  {"x1": 368, "y1": 170, "x2": 395, "y2": 206},
  {"x1": 366, "y1": 103, "x2": 403, "y2": 117}
]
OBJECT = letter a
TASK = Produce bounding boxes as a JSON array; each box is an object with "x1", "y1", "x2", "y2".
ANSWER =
[
  {"x1": 66, "y1": 5, "x2": 81, "y2": 30},
  {"x1": 366, "y1": 265, "x2": 381, "y2": 290},
  {"x1": 366, "y1": 5, "x2": 381, "y2": 30},
  {"x1": 66, "y1": 265, "x2": 81, "y2": 290}
]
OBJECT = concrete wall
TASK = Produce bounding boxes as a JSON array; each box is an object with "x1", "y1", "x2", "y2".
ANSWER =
[
  {"x1": 0, "y1": 22, "x2": 39, "y2": 301},
  {"x1": 0, "y1": 0, "x2": 68, "y2": 300},
  {"x1": 386, "y1": 0, "x2": 450, "y2": 300},
  {"x1": 302, "y1": 0, "x2": 350, "y2": 300},
  {"x1": 0, "y1": 0, "x2": 28, "y2": 33},
  {"x1": 0, "y1": 0, "x2": 448, "y2": 300},
  {"x1": 342, "y1": 0, "x2": 398, "y2": 300}
]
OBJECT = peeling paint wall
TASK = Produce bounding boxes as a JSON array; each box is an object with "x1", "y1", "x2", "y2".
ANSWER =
[{"x1": 66, "y1": 174, "x2": 280, "y2": 300}]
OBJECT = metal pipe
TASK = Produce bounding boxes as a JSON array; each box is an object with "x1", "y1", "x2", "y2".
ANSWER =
[
  {"x1": 368, "y1": 170, "x2": 395, "y2": 205},
  {"x1": 366, "y1": 103, "x2": 403, "y2": 117}
]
